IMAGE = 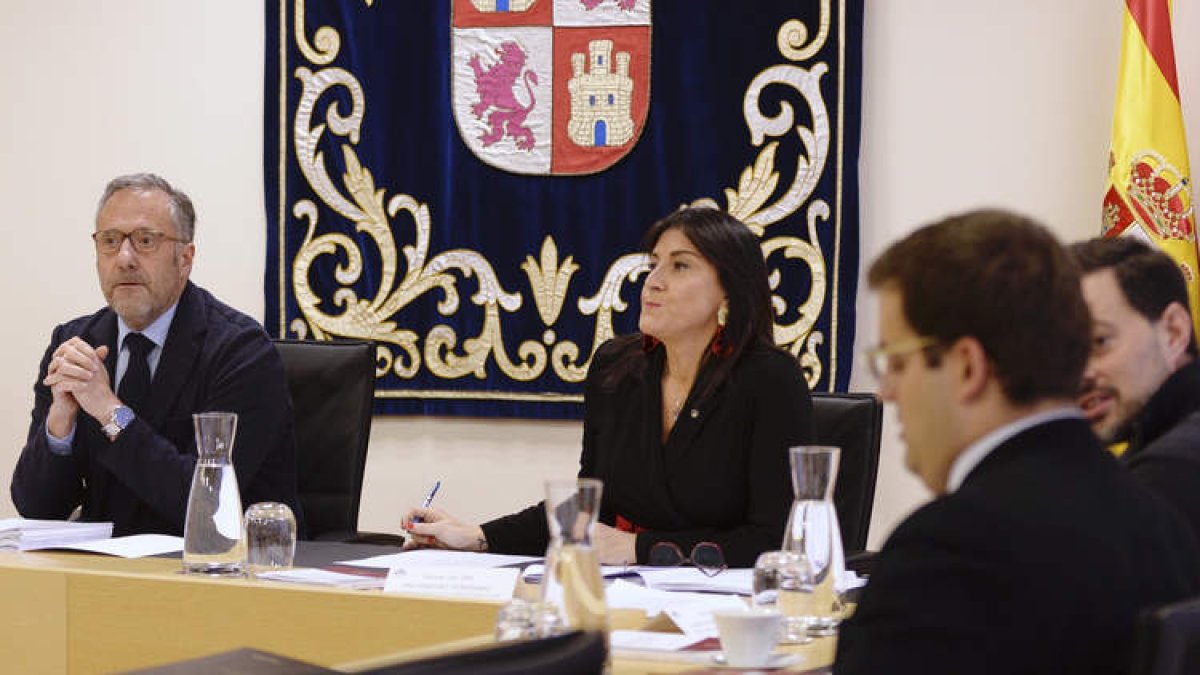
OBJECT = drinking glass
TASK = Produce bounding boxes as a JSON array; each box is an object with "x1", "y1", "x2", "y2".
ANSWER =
[
  {"x1": 244, "y1": 502, "x2": 297, "y2": 574},
  {"x1": 494, "y1": 599, "x2": 566, "y2": 641},
  {"x1": 752, "y1": 550, "x2": 815, "y2": 645}
]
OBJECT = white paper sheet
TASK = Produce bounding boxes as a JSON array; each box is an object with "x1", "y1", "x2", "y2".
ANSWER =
[
  {"x1": 840, "y1": 569, "x2": 868, "y2": 591},
  {"x1": 29, "y1": 534, "x2": 183, "y2": 558},
  {"x1": 0, "y1": 517, "x2": 103, "y2": 531},
  {"x1": 338, "y1": 549, "x2": 540, "y2": 570},
  {"x1": 257, "y1": 567, "x2": 384, "y2": 590},
  {"x1": 383, "y1": 566, "x2": 519, "y2": 601},
  {"x1": 521, "y1": 563, "x2": 638, "y2": 582},
  {"x1": 610, "y1": 630, "x2": 704, "y2": 652},
  {"x1": 664, "y1": 606, "x2": 726, "y2": 639},
  {"x1": 637, "y1": 567, "x2": 754, "y2": 595},
  {"x1": 0, "y1": 518, "x2": 114, "y2": 551},
  {"x1": 605, "y1": 579, "x2": 747, "y2": 617}
]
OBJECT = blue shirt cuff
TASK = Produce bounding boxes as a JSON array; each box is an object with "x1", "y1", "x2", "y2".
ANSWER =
[{"x1": 45, "y1": 422, "x2": 75, "y2": 456}]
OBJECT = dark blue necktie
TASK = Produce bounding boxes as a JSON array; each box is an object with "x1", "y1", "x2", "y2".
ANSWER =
[{"x1": 119, "y1": 333, "x2": 154, "y2": 410}]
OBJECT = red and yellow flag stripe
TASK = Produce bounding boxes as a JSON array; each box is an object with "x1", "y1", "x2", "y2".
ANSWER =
[{"x1": 1103, "y1": 0, "x2": 1198, "y2": 335}]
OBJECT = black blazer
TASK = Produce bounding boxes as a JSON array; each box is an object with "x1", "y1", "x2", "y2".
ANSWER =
[
  {"x1": 835, "y1": 418, "x2": 1200, "y2": 675},
  {"x1": 482, "y1": 337, "x2": 813, "y2": 567},
  {"x1": 12, "y1": 282, "x2": 301, "y2": 536},
  {"x1": 1123, "y1": 360, "x2": 1200, "y2": 546}
]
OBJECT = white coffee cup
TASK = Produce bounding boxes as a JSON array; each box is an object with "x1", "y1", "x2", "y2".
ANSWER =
[{"x1": 712, "y1": 607, "x2": 784, "y2": 667}]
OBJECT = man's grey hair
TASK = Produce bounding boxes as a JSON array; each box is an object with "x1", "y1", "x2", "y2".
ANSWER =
[{"x1": 97, "y1": 173, "x2": 196, "y2": 242}]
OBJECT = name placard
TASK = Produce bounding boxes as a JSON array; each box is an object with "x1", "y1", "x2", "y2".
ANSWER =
[{"x1": 383, "y1": 566, "x2": 519, "y2": 601}]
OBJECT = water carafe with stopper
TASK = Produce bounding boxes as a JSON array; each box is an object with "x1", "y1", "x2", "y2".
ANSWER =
[
  {"x1": 182, "y1": 411, "x2": 246, "y2": 575},
  {"x1": 540, "y1": 478, "x2": 608, "y2": 633},
  {"x1": 781, "y1": 445, "x2": 844, "y2": 636}
]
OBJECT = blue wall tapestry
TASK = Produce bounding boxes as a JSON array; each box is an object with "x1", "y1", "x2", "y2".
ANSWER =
[{"x1": 265, "y1": 0, "x2": 863, "y2": 418}]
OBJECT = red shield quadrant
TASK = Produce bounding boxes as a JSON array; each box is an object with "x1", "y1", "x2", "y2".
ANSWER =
[{"x1": 451, "y1": 0, "x2": 651, "y2": 176}]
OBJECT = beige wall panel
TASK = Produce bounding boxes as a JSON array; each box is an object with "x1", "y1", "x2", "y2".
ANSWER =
[{"x1": 1, "y1": 0, "x2": 1198, "y2": 552}]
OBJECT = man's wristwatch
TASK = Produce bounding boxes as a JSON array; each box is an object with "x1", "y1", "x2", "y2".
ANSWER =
[{"x1": 102, "y1": 405, "x2": 135, "y2": 441}]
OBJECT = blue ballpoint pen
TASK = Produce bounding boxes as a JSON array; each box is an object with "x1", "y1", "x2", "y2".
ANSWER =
[{"x1": 410, "y1": 480, "x2": 441, "y2": 525}]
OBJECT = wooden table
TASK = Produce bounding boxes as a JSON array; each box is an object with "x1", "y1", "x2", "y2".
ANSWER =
[
  {"x1": 611, "y1": 639, "x2": 835, "y2": 674},
  {"x1": 0, "y1": 551, "x2": 500, "y2": 673},
  {"x1": 0, "y1": 550, "x2": 834, "y2": 674}
]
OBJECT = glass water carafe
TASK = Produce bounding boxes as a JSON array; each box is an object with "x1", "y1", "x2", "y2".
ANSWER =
[
  {"x1": 541, "y1": 478, "x2": 608, "y2": 633},
  {"x1": 781, "y1": 445, "x2": 844, "y2": 636},
  {"x1": 182, "y1": 412, "x2": 246, "y2": 575}
]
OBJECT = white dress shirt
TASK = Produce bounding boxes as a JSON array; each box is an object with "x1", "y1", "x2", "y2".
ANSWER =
[{"x1": 944, "y1": 406, "x2": 1084, "y2": 493}]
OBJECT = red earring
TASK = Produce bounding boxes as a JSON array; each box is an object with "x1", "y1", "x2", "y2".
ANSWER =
[
  {"x1": 709, "y1": 325, "x2": 733, "y2": 357},
  {"x1": 642, "y1": 334, "x2": 660, "y2": 353}
]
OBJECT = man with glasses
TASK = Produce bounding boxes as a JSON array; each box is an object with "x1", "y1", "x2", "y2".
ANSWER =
[
  {"x1": 1069, "y1": 237, "x2": 1200, "y2": 543},
  {"x1": 835, "y1": 210, "x2": 1200, "y2": 675},
  {"x1": 12, "y1": 173, "x2": 300, "y2": 536}
]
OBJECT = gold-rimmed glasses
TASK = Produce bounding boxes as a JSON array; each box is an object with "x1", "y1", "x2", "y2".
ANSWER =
[
  {"x1": 92, "y1": 228, "x2": 187, "y2": 255},
  {"x1": 864, "y1": 337, "x2": 941, "y2": 380}
]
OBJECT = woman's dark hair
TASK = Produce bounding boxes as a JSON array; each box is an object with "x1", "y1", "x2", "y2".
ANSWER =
[{"x1": 600, "y1": 207, "x2": 779, "y2": 395}]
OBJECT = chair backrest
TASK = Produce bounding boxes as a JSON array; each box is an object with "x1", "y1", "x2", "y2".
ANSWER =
[
  {"x1": 811, "y1": 392, "x2": 883, "y2": 552},
  {"x1": 1131, "y1": 596, "x2": 1200, "y2": 675},
  {"x1": 360, "y1": 631, "x2": 606, "y2": 675},
  {"x1": 273, "y1": 339, "x2": 376, "y2": 540}
]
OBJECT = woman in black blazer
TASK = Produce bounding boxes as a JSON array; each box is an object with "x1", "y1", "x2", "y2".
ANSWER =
[{"x1": 403, "y1": 208, "x2": 813, "y2": 567}]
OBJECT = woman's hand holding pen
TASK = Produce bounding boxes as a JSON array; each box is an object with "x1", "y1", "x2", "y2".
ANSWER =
[{"x1": 402, "y1": 507, "x2": 487, "y2": 551}]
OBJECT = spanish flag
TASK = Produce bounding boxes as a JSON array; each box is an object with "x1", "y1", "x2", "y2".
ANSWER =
[{"x1": 1103, "y1": 0, "x2": 1198, "y2": 335}]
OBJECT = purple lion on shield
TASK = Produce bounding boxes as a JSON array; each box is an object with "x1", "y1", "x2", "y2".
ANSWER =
[{"x1": 468, "y1": 41, "x2": 538, "y2": 152}]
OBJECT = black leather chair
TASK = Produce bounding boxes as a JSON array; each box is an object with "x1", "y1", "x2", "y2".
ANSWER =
[
  {"x1": 811, "y1": 392, "x2": 884, "y2": 554},
  {"x1": 359, "y1": 631, "x2": 606, "y2": 675},
  {"x1": 1130, "y1": 596, "x2": 1200, "y2": 675},
  {"x1": 274, "y1": 339, "x2": 376, "y2": 541}
]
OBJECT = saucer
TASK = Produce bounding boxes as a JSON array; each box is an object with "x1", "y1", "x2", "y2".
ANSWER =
[{"x1": 711, "y1": 652, "x2": 803, "y2": 669}]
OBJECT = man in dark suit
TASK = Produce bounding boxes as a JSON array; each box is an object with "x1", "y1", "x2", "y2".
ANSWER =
[
  {"x1": 835, "y1": 210, "x2": 1200, "y2": 675},
  {"x1": 1070, "y1": 237, "x2": 1200, "y2": 544},
  {"x1": 12, "y1": 173, "x2": 300, "y2": 536}
]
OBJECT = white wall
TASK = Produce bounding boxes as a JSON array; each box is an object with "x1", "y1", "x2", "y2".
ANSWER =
[{"x1": 1, "y1": 1, "x2": 1197, "y2": 549}]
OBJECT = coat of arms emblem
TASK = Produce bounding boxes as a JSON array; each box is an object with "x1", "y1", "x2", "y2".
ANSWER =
[{"x1": 452, "y1": 0, "x2": 651, "y2": 175}]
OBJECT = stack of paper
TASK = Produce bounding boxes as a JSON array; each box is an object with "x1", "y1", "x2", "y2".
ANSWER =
[
  {"x1": 0, "y1": 518, "x2": 113, "y2": 552},
  {"x1": 605, "y1": 579, "x2": 748, "y2": 617},
  {"x1": 336, "y1": 549, "x2": 540, "y2": 570},
  {"x1": 257, "y1": 568, "x2": 385, "y2": 590},
  {"x1": 521, "y1": 563, "x2": 638, "y2": 583},
  {"x1": 61, "y1": 534, "x2": 183, "y2": 558},
  {"x1": 636, "y1": 567, "x2": 755, "y2": 595}
]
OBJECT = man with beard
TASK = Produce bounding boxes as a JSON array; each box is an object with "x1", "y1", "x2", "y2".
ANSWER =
[
  {"x1": 12, "y1": 173, "x2": 301, "y2": 536},
  {"x1": 835, "y1": 210, "x2": 1200, "y2": 675},
  {"x1": 1070, "y1": 236, "x2": 1200, "y2": 541}
]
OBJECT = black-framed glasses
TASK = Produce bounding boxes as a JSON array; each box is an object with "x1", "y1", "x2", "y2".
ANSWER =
[
  {"x1": 92, "y1": 228, "x2": 187, "y2": 255},
  {"x1": 863, "y1": 336, "x2": 942, "y2": 380},
  {"x1": 647, "y1": 541, "x2": 726, "y2": 577}
]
